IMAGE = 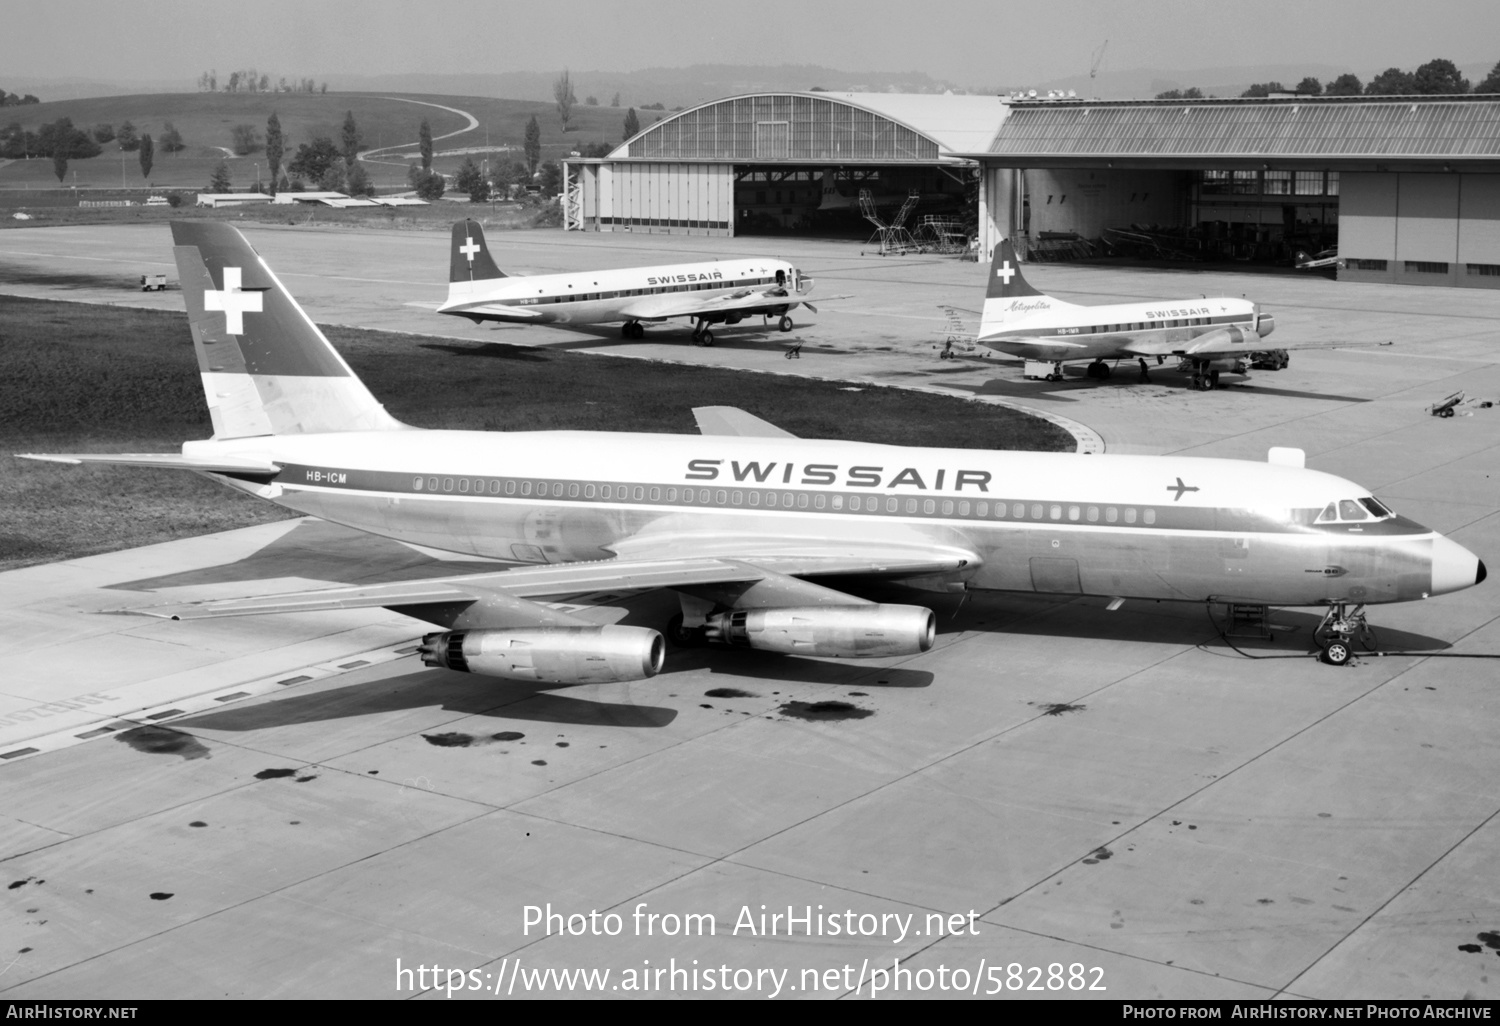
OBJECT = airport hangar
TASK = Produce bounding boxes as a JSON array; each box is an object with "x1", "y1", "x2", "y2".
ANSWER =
[
  {"x1": 560, "y1": 91, "x2": 1007, "y2": 238},
  {"x1": 564, "y1": 91, "x2": 1500, "y2": 292}
]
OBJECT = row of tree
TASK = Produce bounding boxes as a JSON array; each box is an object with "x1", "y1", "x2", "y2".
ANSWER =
[
  {"x1": 1160, "y1": 58, "x2": 1500, "y2": 100},
  {"x1": 196, "y1": 70, "x2": 327, "y2": 94},
  {"x1": 1, "y1": 89, "x2": 41, "y2": 106}
]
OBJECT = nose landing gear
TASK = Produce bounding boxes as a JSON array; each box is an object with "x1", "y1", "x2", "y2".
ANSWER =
[{"x1": 1314, "y1": 603, "x2": 1372, "y2": 665}]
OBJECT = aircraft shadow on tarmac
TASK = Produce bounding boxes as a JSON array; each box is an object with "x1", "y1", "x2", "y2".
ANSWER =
[
  {"x1": 664, "y1": 646, "x2": 933, "y2": 688},
  {"x1": 453, "y1": 322, "x2": 813, "y2": 355},
  {"x1": 0, "y1": 263, "x2": 140, "y2": 291},
  {"x1": 177, "y1": 666, "x2": 680, "y2": 732},
  {"x1": 104, "y1": 518, "x2": 507, "y2": 593},
  {"x1": 936, "y1": 374, "x2": 1371, "y2": 405}
]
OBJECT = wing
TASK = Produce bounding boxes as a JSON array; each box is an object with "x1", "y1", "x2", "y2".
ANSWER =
[
  {"x1": 114, "y1": 549, "x2": 975, "y2": 626},
  {"x1": 692, "y1": 406, "x2": 797, "y2": 439},
  {"x1": 619, "y1": 287, "x2": 807, "y2": 320},
  {"x1": 18, "y1": 452, "x2": 281, "y2": 480},
  {"x1": 1122, "y1": 329, "x2": 1389, "y2": 358}
]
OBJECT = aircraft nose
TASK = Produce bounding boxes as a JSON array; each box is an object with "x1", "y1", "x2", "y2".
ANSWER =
[{"x1": 1432, "y1": 535, "x2": 1486, "y2": 595}]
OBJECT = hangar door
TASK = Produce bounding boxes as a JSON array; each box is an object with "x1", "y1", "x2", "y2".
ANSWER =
[{"x1": 569, "y1": 162, "x2": 735, "y2": 236}]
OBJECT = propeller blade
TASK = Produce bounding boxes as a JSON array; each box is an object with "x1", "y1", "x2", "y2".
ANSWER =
[{"x1": 802, "y1": 302, "x2": 818, "y2": 314}]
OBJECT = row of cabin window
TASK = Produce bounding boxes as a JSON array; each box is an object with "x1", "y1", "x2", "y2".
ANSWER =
[
  {"x1": 1073, "y1": 313, "x2": 1244, "y2": 334},
  {"x1": 514, "y1": 276, "x2": 779, "y2": 306},
  {"x1": 410, "y1": 476, "x2": 1158, "y2": 524}
]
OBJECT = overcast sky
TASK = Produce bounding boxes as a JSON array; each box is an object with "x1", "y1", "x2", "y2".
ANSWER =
[{"x1": 9, "y1": 0, "x2": 1499, "y2": 87}]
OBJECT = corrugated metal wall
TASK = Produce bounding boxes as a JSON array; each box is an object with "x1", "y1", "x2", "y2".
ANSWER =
[
  {"x1": 1340, "y1": 172, "x2": 1500, "y2": 287},
  {"x1": 572, "y1": 162, "x2": 735, "y2": 236}
]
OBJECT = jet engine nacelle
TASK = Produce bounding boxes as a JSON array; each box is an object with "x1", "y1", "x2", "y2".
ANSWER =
[
  {"x1": 419, "y1": 625, "x2": 664, "y2": 683},
  {"x1": 703, "y1": 604, "x2": 936, "y2": 658}
]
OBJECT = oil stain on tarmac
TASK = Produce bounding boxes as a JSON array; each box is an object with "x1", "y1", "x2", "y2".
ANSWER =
[
  {"x1": 705, "y1": 688, "x2": 758, "y2": 699},
  {"x1": 777, "y1": 700, "x2": 873, "y2": 722},
  {"x1": 421, "y1": 730, "x2": 528, "y2": 748},
  {"x1": 116, "y1": 725, "x2": 210, "y2": 761}
]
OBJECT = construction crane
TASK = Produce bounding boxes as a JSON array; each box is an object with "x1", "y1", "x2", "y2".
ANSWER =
[{"x1": 1089, "y1": 40, "x2": 1108, "y2": 98}]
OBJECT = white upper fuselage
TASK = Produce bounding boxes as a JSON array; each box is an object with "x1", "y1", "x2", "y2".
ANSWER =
[
  {"x1": 439, "y1": 258, "x2": 802, "y2": 325},
  {"x1": 181, "y1": 428, "x2": 1469, "y2": 608}
]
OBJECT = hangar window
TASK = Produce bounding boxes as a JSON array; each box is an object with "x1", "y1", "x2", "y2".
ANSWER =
[
  {"x1": 1263, "y1": 170, "x2": 1292, "y2": 195},
  {"x1": 1350, "y1": 259, "x2": 1387, "y2": 271},
  {"x1": 1406, "y1": 261, "x2": 1448, "y2": 274},
  {"x1": 1232, "y1": 171, "x2": 1259, "y2": 195},
  {"x1": 1468, "y1": 264, "x2": 1500, "y2": 276},
  {"x1": 1325, "y1": 172, "x2": 1339, "y2": 196},
  {"x1": 1201, "y1": 170, "x2": 1231, "y2": 194}
]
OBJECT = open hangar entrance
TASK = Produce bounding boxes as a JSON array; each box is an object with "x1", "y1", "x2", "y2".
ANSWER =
[
  {"x1": 563, "y1": 92, "x2": 1005, "y2": 240},
  {"x1": 964, "y1": 95, "x2": 1500, "y2": 289}
]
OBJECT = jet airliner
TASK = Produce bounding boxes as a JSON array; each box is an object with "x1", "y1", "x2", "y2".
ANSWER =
[
  {"x1": 437, "y1": 220, "x2": 820, "y2": 346},
  {"x1": 19, "y1": 223, "x2": 1485, "y2": 683},
  {"x1": 977, "y1": 240, "x2": 1342, "y2": 389}
]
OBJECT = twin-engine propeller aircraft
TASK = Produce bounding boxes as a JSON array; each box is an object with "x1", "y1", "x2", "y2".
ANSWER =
[
  {"x1": 977, "y1": 239, "x2": 1319, "y2": 389},
  {"x1": 18, "y1": 223, "x2": 1485, "y2": 680},
  {"x1": 436, "y1": 220, "x2": 820, "y2": 346}
]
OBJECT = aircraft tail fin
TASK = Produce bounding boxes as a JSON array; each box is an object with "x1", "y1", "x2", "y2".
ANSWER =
[
  {"x1": 984, "y1": 238, "x2": 1044, "y2": 300},
  {"x1": 171, "y1": 221, "x2": 405, "y2": 438},
  {"x1": 449, "y1": 219, "x2": 506, "y2": 284}
]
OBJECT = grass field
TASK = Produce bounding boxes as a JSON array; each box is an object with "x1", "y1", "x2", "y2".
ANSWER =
[
  {"x1": 0, "y1": 295, "x2": 1071, "y2": 571},
  {"x1": 0, "y1": 91, "x2": 644, "y2": 193}
]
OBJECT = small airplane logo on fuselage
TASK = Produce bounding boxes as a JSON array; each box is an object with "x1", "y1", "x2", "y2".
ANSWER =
[{"x1": 1167, "y1": 477, "x2": 1200, "y2": 501}]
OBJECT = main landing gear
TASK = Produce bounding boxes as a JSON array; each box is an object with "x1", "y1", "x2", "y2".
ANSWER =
[
  {"x1": 1314, "y1": 603, "x2": 1372, "y2": 666},
  {"x1": 691, "y1": 320, "x2": 715, "y2": 347},
  {"x1": 620, "y1": 321, "x2": 645, "y2": 340},
  {"x1": 666, "y1": 613, "x2": 707, "y2": 648},
  {"x1": 778, "y1": 314, "x2": 794, "y2": 332},
  {"x1": 1187, "y1": 359, "x2": 1220, "y2": 391},
  {"x1": 1085, "y1": 359, "x2": 1112, "y2": 380}
]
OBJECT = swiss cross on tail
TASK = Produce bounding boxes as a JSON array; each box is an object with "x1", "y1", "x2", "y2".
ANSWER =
[
  {"x1": 448, "y1": 219, "x2": 507, "y2": 284},
  {"x1": 203, "y1": 266, "x2": 263, "y2": 334},
  {"x1": 984, "y1": 239, "x2": 1043, "y2": 300}
]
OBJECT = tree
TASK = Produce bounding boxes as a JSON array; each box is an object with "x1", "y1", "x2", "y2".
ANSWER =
[
  {"x1": 1240, "y1": 81, "x2": 1286, "y2": 98},
  {"x1": 611, "y1": 92, "x2": 620, "y2": 107},
  {"x1": 554, "y1": 69, "x2": 576, "y2": 130},
  {"x1": 287, "y1": 137, "x2": 342, "y2": 183},
  {"x1": 539, "y1": 160, "x2": 562, "y2": 197},
  {"x1": 1154, "y1": 87, "x2": 1203, "y2": 100},
  {"x1": 419, "y1": 118, "x2": 432, "y2": 169},
  {"x1": 623, "y1": 107, "x2": 639, "y2": 139},
  {"x1": 1325, "y1": 73, "x2": 1363, "y2": 96},
  {"x1": 455, "y1": 157, "x2": 489, "y2": 202},
  {"x1": 413, "y1": 169, "x2": 445, "y2": 201},
  {"x1": 341, "y1": 110, "x2": 361, "y2": 164},
  {"x1": 585, "y1": 95, "x2": 598, "y2": 106},
  {"x1": 208, "y1": 161, "x2": 232, "y2": 192},
  {"x1": 53, "y1": 151, "x2": 67, "y2": 184},
  {"x1": 1296, "y1": 76, "x2": 1322, "y2": 96},
  {"x1": 318, "y1": 157, "x2": 347, "y2": 193},
  {"x1": 490, "y1": 159, "x2": 527, "y2": 200},
  {"x1": 160, "y1": 121, "x2": 184, "y2": 153},
  {"x1": 265, "y1": 113, "x2": 283, "y2": 194},
  {"x1": 230, "y1": 123, "x2": 259, "y2": 155},
  {"x1": 346, "y1": 162, "x2": 373, "y2": 197},
  {"x1": 524, "y1": 115, "x2": 541, "y2": 175},
  {"x1": 93, "y1": 123, "x2": 114, "y2": 143},
  {"x1": 1366, "y1": 67, "x2": 1415, "y2": 95},
  {"x1": 117, "y1": 120, "x2": 139, "y2": 151},
  {"x1": 138, "y1": 133, "x2": 153, "y2": 179},
  {"x1": 320, "y1": 82, "x2": 327, "y2": 94},
  {"x1": 578, "y1": 141, "x2": 612, "y2": 158},
  {"x1": 1412, "y1": 58, "x2": 1468, "y2": 94},
  {"x1": 1476, "y1": 61, "x2": 1500, "y2": 94}
]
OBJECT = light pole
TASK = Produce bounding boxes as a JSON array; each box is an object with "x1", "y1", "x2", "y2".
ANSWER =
[{"x1": 254, "y1": 163, "x2": 259, "y2": 192}]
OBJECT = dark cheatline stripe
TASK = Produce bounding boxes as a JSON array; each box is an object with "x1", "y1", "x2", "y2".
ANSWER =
[{"x1": 269, "y1": 464, "x2": 1432, "y2": 537}]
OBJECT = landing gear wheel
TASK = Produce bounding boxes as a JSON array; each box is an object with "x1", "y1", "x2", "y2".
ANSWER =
[
  {"x1": 778, "y1": 315, "x2": 794, "y2": 332},
  {"x1": 1321, "y1": 639, "x2": 1352, "y2": 666},
  {"x1": 1191, "y1": 373, "x2": 1204, "y2": 390},
  {"x1": 1209, "y1": 369, "x2": 1220, "y2": 389},
  {"x1": 666, "y1": 614, "x2": 706, "y2": 649}
]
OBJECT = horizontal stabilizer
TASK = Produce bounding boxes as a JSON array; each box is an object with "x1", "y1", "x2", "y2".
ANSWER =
[
  {"x1": 692, "y1": 406, "x2": 798, "y2": 439},
  {"x1": 17, "y1": 452, "x2": 281, "y2": 477}
]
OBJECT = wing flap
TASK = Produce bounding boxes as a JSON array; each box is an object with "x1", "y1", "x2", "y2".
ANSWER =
[{"x1": 692, "y1": 406, "x2": 797, "y2": 439}]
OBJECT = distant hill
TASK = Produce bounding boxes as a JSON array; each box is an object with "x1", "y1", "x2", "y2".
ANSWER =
[
  {"x1": 1016, "y1": 59, "x2": 1499, "y2": 100},
  {"x1": 0, "y1": 91, "x2": 647, "y2": 191}
]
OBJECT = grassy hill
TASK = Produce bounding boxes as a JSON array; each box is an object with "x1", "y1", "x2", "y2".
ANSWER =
[{"x1": 0, "y1": 91, "x2": 645, "y2": 192}]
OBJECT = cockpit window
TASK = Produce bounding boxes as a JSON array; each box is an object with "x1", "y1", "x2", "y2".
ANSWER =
[
  {"x1": 1317, "y1": 503, "x2": 1337, "y2": 524},
  {"x1": 1360, "y1": 496, "x2": 1393, "y2": 518},
  {"x1": 1338, "y1": 499, "x2": 1369, "y2": 521},
  {"x1": 1318, "y1": 497, "x2": 1393, "y2": 524}
]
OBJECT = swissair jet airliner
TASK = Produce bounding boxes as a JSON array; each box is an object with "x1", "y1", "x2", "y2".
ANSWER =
[
  {"x1": 977, "y1": 240, "x2": 1326, "y2": 389},
  {"x1": 436, "y1": 220, "x2": 821, "y2": 346},
  {"x1": 19, "y1": 223, "x2": 1485, "y2": 681}
]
